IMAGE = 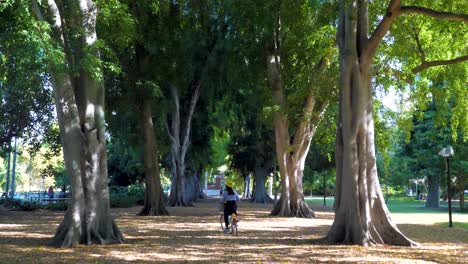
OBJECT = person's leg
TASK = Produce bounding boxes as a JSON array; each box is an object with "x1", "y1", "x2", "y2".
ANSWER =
[{"x1": 224, "y1": 207, "x2": 229, "y2": 228}]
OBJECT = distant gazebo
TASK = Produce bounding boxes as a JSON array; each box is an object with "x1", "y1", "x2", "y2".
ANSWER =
[{"x1": 409, "y1": 178, "x2": 426, "y2": 198}]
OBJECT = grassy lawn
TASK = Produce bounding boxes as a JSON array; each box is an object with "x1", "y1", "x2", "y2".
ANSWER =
[
  {"x1": 306, "y1": 195, "x2": 468, "y2": 230},
  {"x1": 306, "y1": 196, "x2": 467, "y2": 213}
]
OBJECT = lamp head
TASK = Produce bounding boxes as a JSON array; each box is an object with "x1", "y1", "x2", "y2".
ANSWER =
[{"x1": 438, "y1": 146, "x2": 454, "y2": 158}]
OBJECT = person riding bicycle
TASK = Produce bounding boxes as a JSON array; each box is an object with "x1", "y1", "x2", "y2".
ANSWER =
[{"x1": 220, "y1": 180, "x2": 240, "y2": 233}]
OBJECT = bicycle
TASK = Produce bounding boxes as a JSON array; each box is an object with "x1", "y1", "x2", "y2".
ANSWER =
[{"x1": 219, "y1": 212, "x2": 238, "y2": 236}]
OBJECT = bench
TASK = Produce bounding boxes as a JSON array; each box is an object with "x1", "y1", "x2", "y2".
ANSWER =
[{"x1": 39, "y1": 198, "x2": 68, "y2": 204}]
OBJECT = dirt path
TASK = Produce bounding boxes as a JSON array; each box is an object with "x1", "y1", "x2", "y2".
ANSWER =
[{"x1": 0, "y1": 198, "x2": 466, "y2": 263}]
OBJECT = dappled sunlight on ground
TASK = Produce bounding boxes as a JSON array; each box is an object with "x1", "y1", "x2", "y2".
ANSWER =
[{"x1": 0, "y1": 199, "x2": 466, "y2": 263}]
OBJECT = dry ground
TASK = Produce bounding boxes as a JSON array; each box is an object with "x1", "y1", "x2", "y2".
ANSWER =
[{"x1": 0, "y1": 198, "x2": 466, "y2": 263}]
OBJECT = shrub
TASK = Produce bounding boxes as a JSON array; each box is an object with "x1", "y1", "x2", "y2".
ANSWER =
[
  {"x1": 109, "y1": 184, "x2": 143, "y2": 208},
  {"x1": 128, "y1": 184, "x2": 145, "y2": 205},
  {"x1": 44, "y1": 202, "x2": 68, "y2": 211},
  {"x1": 0, "y1": 199, "x2": 42, "y2": 211}
]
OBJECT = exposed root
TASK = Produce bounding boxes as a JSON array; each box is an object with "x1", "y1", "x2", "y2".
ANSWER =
[
  {"x1": 270, "y1": 198, "x2": 315, "y2": 218},
  {"x1": 292, "y1": 200, "x2": 316, "y2": 218},
  {"x1": 168, "y1": 198, "x2": 193, "y2": 207},
  {"x1": 138, "y1": 205, "x2": 169, "y2": 216},
  {"x1": 50, "y1": 214, "x2": 124, "y2": 248},
  {"x1": 327, "y1": 207, "x2": 418, "y2": 247},
  {"x1": 250, "y1": 193, "x2": 274, "y2": 204}
]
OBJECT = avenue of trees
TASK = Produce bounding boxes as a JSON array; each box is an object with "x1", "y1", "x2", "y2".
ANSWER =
[{"x1": 0, "y1": 0, "x2": 466, "y2": 248}]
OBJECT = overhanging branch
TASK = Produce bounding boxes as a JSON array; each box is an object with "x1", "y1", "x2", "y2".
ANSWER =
[
  {"x1": 412, "y1": 55, "x2": 468, "y2": 74},
  {"x1": 366, "y1": 1, "x2": 468, "y2": 61},
  {"x1": 401, "y1": 6, "x2": 468, "y2": 23}
]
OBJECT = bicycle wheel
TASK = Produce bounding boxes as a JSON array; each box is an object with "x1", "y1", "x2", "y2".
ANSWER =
[{"x1": 219, "y1": 214, "x2": 224, "y2": 230}]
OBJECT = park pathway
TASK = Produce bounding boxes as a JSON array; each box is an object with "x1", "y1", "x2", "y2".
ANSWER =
[{"x1": 0, "y1": 198, "x2": 466, "y2": 263}]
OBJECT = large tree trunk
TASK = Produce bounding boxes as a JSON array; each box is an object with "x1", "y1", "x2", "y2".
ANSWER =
[
  {"x1": 456, "y1": 173, "x2": 465, "y2": 210},
  {"x1": 167, "y1": 83, "x2": 200, "y2": 207},
  {"x1": 50, "y1": 67, "x2": 123, "y2": 247},
  {"x1": 243, "y1": 173, "x2": 251, "y2": 198},
  {"x1": 184, "y1": 169, "x2": 207, "y2": 202},
  {"x1": 266, "y1": 45, "x2": 318, "y2": 218},
  {"x1": 326, "y1": 0, "x2": 466, "y2": 246},
  {"x1": 425, "y1": 175, "x2": 440, "y2": 208},
  {"x1": 138, "y1": 99, "x2": 169, "y2": 216},
  {"x1": 269, "y1": 116, "x2": 315, "y2": 217},
  {"x1": 133, "y1": 41, "x2": 168, "y2": 216},
  {"x1": 251, "y1": 164, "x2": 273, "y2": 204},
  {"x1": 165, "y1": 27, "x2": 219, "y2": 206},
  {"x1": 10, "y1": 137, "x2": 17, "y2": 198},
  {"x1": 32, "y1": 0, "x2": 124, "y2": 247},
  {"x1": 168, "y1": 153, "x2": 191, "y2": 206},
  {"x1": 5, "y1": 150, "x2": 10, "y2": 197},
  {"x1": 327, "y1": 0, "x2": 416, "y2": 246},
  {"x1": 192, "y1": 169, "x2": 207, "y2": 200}
]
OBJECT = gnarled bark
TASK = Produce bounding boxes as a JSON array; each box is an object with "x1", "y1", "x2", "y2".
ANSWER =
[
  {"x1": 266, "y1": 41, "x2": 326, "y2": 218},
  {"x1": 32, "y1": 0, "x2": 124, "y2": 247},
  {"x1": 185, "y1": 168, "x2": 207, "y2": 202},
  {"x1": 50, "y1": 64, "x2": 124, "y2": 247},
  {"x1": 328, "y1": 0, "x2": 416, "y2": 247},
  {"x1": 329, "y1": 0, "x2": 466, "y2": 246},
  {"x1": 5, "y1": 149, "x2": 11, "y2": 198},
  {"x1": 243, "y1": 173, "x2": 252, "y2": 198},
  {"x1": 328, "y1": 58, "x2": 415, "y2": 245},
  {"x1": 138, "y1": 99, "x2": 169, "y2": 216},
  {"x1": 251, "y1": 161, "x2": 273, "y2": 204},
  {"x1": 166, "y1": 84, "x2": 199, "y2": 207},
  {"x1": 267, "y1": 89, "x2": 316, "y2": 217},
  {"x1": 10, "y1": 137, "x2": 17, "y2": 198}
]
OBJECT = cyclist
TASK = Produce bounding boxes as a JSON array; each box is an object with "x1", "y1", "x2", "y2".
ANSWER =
[{"x1": 220, "y1": 180, "x2": 240, "y2": 233}]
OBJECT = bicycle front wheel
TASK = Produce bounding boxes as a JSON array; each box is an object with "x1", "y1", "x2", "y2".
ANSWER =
[{"x1": 219, "y1": 214, "x2": 224, "y2": 230}]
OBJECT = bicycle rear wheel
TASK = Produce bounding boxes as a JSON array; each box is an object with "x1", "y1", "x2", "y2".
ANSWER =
[{"x1": 219, "y1": 214, "x2": 224, "y2": 230}]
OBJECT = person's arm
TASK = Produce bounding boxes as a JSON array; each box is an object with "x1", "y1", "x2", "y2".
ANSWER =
[{"x1": 220, "y1": 191, "x2": 226, "y2": 204}]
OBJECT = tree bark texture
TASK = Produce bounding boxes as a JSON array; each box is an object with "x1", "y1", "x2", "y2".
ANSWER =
[
  {"x1": 184, "y1": 169, "x2": 207, "y2": 202},
  {"x1": 250, "y1": 164, "x2": 273, "y2": 204},
  {"x1": 138, "y1": 99, "x2": 169, "y2": 216},
  {"x1": 167, "y1": 84, "x2": 200, "y2": 206},
  {"x1": 165, "y1": 26, "x2": 219, "y2": 206},
  {"x1": 327, "y1": 0, "x2": 417, "y2": 247},
  {"x1": 243, "y1": 174, "x2": 251, "y2": 198},
  {"x1": 10, "y1": 137, "x2": 17, "y2": 198},
  {"x1": 192, "y1": 169, "x2": 207, "y2": 200},
  {"x1": 425, "y1": 175, "x2": 440, "y2": 208},
  {"x1": 266, "y1": 47, "x2": 319, "y2": 218},
  {"x1": 5, "y1": 150, "x2": 10, "y2": 197},
  {"x1": 133, "y1": 42, "x2": 168, "y2": 216},
  {"x1": 32, "y1": 0, "x2": 124, "y2": 247},
  {"x1": 329, "y1": 0, "x2": 467, "y2": 246}
]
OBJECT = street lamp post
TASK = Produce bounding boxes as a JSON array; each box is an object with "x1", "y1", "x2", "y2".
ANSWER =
[{"x1": 438, "y1": 146, "x2": 454, "y2": 228}]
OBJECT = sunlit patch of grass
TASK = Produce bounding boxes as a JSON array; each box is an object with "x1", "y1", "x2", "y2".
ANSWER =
[{"x1": 434, "y1": 222, "x2": 468, "y2": 229}]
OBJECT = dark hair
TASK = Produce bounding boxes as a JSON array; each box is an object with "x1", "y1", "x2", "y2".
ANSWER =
[{"x1": 226, "y1": 186, "x2": 234, "y2": 195}]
